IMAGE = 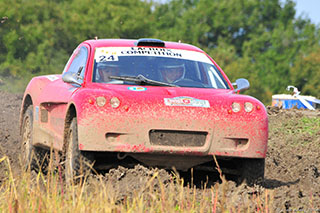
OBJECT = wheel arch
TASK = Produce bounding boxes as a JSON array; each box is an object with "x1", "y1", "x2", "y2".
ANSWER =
[
  {"x1": 63, "y1": 103, "x2": 77, "y2": 153},
  {"x1": 20, "y1": 94, "x2": 33, "y2": 134}
]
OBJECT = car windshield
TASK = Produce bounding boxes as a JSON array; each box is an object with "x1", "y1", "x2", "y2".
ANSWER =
[{"x1": 92, "y1": 47, "x2": 230, "y2": 89}]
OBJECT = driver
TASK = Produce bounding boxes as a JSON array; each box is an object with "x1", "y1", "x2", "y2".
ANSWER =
[
  {"x1": 97, "y1": 62, "x2": 120, "y2": 83},
  {"x1": 159, "y1": 63, "x2": 185, "y2": 83}
]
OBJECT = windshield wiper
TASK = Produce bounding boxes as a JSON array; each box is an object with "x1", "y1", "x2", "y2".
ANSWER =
[{"x1": 109, "y1": 74, "x2": 178, "y2": 87}]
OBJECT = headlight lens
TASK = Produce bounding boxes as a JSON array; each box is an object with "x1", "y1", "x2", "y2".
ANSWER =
[
  {"x1": 244, "y1": 102, "x2": 253, "y2": 112},
  {"x1": 96, "y1": 97, "x2": 106, "y2": 107},
  {"x1": 110, "y1": 97, "x2": 120, "y2": 108},
  {"x1": 232, "y1": 102, "x2": 241, "y2": 113}
]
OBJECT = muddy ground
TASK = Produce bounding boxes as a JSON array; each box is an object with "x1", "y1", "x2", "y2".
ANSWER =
[{"x1": 0, "y1": 90, "x2": 320, "y2": 211}]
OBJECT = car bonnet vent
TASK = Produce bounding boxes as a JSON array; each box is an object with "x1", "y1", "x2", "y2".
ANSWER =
[{"x1": 136, "y1": 38, "x2": 165, "y2": 47}]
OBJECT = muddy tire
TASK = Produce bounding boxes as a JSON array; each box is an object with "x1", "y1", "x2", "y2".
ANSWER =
[
  {"x1": 64, "y1": 117, "x2": 92, "y2": 184},
  {"x1": 238, "y1": 158, "x2": 265, "y2": 186},
  {"x1": 21, "y1": 105, "x2": 46, "y2": 171}
]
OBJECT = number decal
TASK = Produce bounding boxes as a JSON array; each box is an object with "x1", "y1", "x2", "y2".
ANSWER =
[
  {"x1": 107, "y1": 55, "x2": 115, "y2": 61},
  {"x1": 99, "y1": 55, "x2": 106, "y2": 62},
  {"x1": 99, "y1": 55, "x2": 118, "y2": 62}
]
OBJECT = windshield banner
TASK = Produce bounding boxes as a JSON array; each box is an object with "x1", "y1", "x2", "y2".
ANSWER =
[{"x1": 95, "y1": 47, "x2": 212, "y2": 64}]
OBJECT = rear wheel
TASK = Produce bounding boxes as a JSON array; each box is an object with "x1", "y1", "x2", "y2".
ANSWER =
[
  {"x1": 64, "y1": 117, "x2": 92, "y2": 184},
  {"x1": 238, "y1": 158, "x2": 265, "y2": 185},
  {"x1": 21, "y1": 106, "x2": 46, "y2": 171}
]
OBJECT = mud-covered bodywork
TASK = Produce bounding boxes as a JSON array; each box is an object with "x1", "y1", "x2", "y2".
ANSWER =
[
  {"x1": 77, "y1": 86, "x2": 267, "y2": 156},
  {"x1": 20, "y1": 38, "x2": 268, "y2": 177}
]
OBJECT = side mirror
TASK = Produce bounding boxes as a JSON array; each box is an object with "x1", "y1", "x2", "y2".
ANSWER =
[
  {"x1": 62, "y1": 72, "x2": 82, "y2": 86},
  {"x1": 232, "y1": 78, "x2": 250, "y2": 93}
]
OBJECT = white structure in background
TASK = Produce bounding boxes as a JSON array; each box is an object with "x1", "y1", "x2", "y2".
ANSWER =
[{"x1": 272, "y1": 86, "x2": 320, "y2": 110}]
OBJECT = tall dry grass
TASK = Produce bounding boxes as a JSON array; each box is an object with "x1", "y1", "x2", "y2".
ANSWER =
[{"x1": 0, "y1": 155, "x2": 274, "y2": 213}]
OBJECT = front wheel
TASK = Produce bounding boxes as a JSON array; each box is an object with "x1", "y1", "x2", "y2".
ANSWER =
[
  {"x1": 21, "y1": 105, "x2": 46, "y2": 171},
  {"x1": 64, "y1": 117, "x2": 93, "y2": 184}
]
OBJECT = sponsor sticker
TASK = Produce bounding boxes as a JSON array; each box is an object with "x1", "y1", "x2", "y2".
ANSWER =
[
  {"x1": 95, "y1": 47, "x2": 212, "y2": 64},
  {"x1": 128, "y1": 86, "x2": 147, "y2": 91},
  {"x1": 45, "y1": 75, "x2": 59, "y2": 81},
  {"x1": 164, "y1": 96, "x2": 210, "y2": 108},
  {"x1": 35, "y1": 106, "x2": 39, "y2": 121}
]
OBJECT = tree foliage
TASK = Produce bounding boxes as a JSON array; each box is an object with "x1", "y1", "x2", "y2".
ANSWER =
[{"x1": 0, "y1": 0, "x2": 319, "y2": 104}]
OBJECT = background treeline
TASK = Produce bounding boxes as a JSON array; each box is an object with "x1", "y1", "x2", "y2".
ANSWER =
[{"x1": 0, "y1": 0, "x2": 319, "y2": 104}]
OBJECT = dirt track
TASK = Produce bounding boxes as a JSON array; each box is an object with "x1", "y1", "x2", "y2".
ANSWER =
[{"x1": 0, "y1": 90, "x2": 320, "y2": 210}]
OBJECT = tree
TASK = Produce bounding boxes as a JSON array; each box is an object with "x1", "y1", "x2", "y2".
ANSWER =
[
  {"x1": 152, "y1": 0, "x2": 320, "y2": 103},
  {"x1": 0, "y1": 0, "x2": 154, "y2": 92},
  {"x1": 0, "y1": 0, "x2": 319, "y2": 102},
  {"x1": 290, "y1": 47, "x2": 320, "y2": 97}
]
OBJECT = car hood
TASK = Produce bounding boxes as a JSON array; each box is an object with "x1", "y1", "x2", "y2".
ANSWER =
[
  {"x1": 78, "y1": 84, "x2": 265, "y2": 119},
  {"x1": 76, "y1": 84, "x2": 267, "y2": 157},
  {"x1": 91, "y1": 84, "x2": 235, "y2": 107}
]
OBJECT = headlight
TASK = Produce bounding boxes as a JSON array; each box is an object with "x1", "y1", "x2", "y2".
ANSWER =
[
  {"x1": 110, "y1": 97, "x2": 120, "y2": 108},
  {"x1": 232, "y1": 102, "x2": 241, "y2": 113},
  {"x1": 96, "y1": 97, "x2": 106, "y2": 107},
  {"x1": 244, "y1": 102, "x2": 253, "y2": 112}
]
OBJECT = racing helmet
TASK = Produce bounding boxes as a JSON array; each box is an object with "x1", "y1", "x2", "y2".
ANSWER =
[
  {"x1": 96, "y1": 62, "x2": 120, "y2": 82},
  {"x1": 159, "y1": 63, "x2": 185, "y2": 83}
]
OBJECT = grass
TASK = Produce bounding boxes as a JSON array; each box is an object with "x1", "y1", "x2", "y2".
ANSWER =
[
  {"x1": 270, "y1": 115, "x2": 320, "y2": 146},
  {"x1": 0, "y1": 155, "x2": 276, "y2": 213},
  {"x1": 284, "y1": 117, "x2": 320, "y2": 136},
  {"x1": 299, "y1": 117, "x2": 320, "y2": 136}
]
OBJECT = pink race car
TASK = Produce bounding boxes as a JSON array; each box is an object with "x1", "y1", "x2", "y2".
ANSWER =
[{"x1": 20, "y1": 38, "x2": 268, "y2": 184}]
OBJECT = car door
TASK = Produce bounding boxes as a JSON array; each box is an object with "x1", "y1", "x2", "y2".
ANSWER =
[{"x1": 35, "y1": 45, "x2": 90, "y2": 150}]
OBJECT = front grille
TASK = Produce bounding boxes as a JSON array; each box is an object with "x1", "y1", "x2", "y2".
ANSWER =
[{"x1": 149, "y1": 130, "x2": 207, "y2": 147}]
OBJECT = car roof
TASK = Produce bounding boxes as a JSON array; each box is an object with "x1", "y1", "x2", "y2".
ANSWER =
[{"x1": 83, "y1": 39, "x2": 204, "y2": 53}]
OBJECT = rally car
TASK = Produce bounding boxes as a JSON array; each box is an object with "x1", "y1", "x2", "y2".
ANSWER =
[{"x1": 20, "y1": 38, "x2": 268, "y2": 184}]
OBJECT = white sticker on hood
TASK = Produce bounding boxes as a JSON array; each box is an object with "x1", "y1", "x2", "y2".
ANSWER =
[
  {"x1": 164, "y1": 96, "x2": 210, "y2": 108},
  {"x1": 45, "y1": 75, "x2": 59, "y2": 81}
]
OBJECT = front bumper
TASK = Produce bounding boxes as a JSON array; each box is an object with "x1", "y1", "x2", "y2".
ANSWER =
[{"x1": 77, "y1": 107, "x2": 268, "y2": 159}]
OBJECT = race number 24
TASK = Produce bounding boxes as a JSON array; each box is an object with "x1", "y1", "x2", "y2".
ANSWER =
[{"x1": 99, "y1": 54, "x2": 118, "y2": 62}]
